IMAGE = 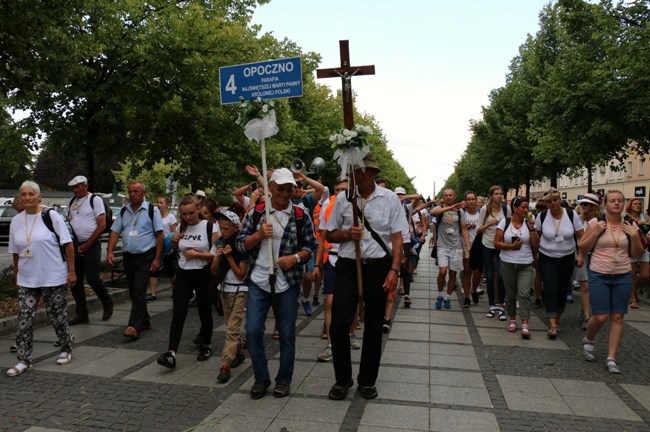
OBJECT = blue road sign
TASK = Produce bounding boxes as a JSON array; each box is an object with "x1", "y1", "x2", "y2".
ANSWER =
[{"x1": 219, "y1": 57, "x2": 303, "y2": 105}]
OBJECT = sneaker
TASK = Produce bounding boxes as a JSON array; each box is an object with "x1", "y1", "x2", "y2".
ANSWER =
[
  {"x1": 443, "y1": 297, "x2": 452, "y2": 309},
  {"x1": 349, "y1": 333, "x2": 361, "y2": 350},
  {"x1": 383, "y1": 319, "x2": 392, "y2": 333},
  {"x1": 471, "y1": 291, "x2": 479, "y2": 304},
  {"x1": 317, "y1": 345, "x2": 333, "y2": 362},
  {"x1": 567, "y1": 293, "x2": 574, "y2": 303},
  {"x1": 583, "y1": 338, "x2": 595, "y2": 362},
  {"x1": 189, "y1": 297, "x2": 198, "y2": 307},
  {"x1": 507, "y1": 320, "x2": 517, "y2": 332},
  {"x1": 157, "y1": 351, "x2": 176, "y2": 369},
  {"x1": 534, "y1": 298, "x2": 542, "y2": 308},
  {"x1": 606, "y1": 357, "x2": 620, "y2": 374},
  {"x1": 581, "y1": 317, "x2": 590, "y2": 331},
  {"x1": 197, "y1": 346, "x2": 211, "y2": 361},
  {"x1": 312, "y1": 295, "x2": 320, "y2": 306},
  {"x1": 463, "y1": 298, "x2": 471, "y2": 308},
  {"x1": 476, "y1": 286, "x2": 485, "y2": 295},
  {"x1": 404, "y1": 295, "x2": 412, "y2": 308},
  {"x1": 56, "y1": 351, "x2": 72, "y2": 365},
  {"x1": 435, "y1": 295, "x2": 444, "y2": 310},
  {"x1": 231, "y1": 351, "x2": 246, "y2": 368},
  {"x1": 301, "y1": 299, "x2": 313, "y2": 317},
  {"x1": 146, "y1": 294, "x2": 157, "y2": 302},
  {"x1": 572, "y1": 281, "x2": 581, "y2": 291},
  {"x1": 399, "y1": 287, "x2": 405, "y2": 295},
  {"x1": 217, "y1": 365, "x2": 231, "y2": 383}
]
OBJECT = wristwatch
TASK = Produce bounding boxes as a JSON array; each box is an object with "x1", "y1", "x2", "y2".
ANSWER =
[{"x1": 294, "y1": 253, "x2": 302, "y2": 264}]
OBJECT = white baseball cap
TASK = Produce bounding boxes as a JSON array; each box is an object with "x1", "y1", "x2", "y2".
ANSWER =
[
  {"x1": 270, "y1": 168, "x2": 297, "y2": 186},
  {"x1": 395, "y1": 187, "x2": 406, "y2": 195},
  {"x1": 196, "y1": 190, "x2": 206, "y2": 198},
  {"x1": 68, "y1": 175, "x2": 88, "y2": 186}
]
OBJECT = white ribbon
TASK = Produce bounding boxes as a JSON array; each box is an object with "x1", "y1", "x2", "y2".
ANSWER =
[
  {"x1": 244, "y1": 111, "x2": 279, "y2": 142},
  {"x1": 334, "y1": 145, "x2": 370, "y2": 179}
]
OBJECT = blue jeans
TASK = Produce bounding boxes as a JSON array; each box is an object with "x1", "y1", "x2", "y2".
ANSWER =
[
  {"x1": 482, "y1": 246, "x2": 504, "y2": 306},
  {"x1": 245, "y1": 282, "x2": 299, "y2": 385},
  {"x1": 589, "y1": 271, "x2": 632, "y2": 315}
]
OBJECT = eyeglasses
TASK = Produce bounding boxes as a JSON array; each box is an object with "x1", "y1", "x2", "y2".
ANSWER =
[{"x1": 275, "y1": 186, "x2": 295, "y2": 194}]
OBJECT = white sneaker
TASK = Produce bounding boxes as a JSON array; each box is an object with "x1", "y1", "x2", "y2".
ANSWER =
[
  {"x1": 56, "y1": 351, "x2": 72, "y2": 365},
  {"x1": 317, "y1": 346, "x2": 333, "y2": 362},
  {"x1": 349, "y1": 333, "x2": 361, "y2": 350}
]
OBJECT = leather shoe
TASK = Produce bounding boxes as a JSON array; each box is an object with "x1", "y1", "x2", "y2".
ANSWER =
[
  {"x1": 102, "y1": 303, "x2": 113, "y2": 321},
  {"x1": 250, "y1": 380, "x2": 271, "y2": 399},
  {"x1": 122, "y1": 326, "x2": 139, "y2": 339},
  {"x1": 273, "y1": 382, "x2": 290, "y2": 398},
  {"x1": 358, "y1": 385, "x2": 378, "y2": 399},
  {"x1": 69, "y1": 315, "x2": 89, "y2": 326}
]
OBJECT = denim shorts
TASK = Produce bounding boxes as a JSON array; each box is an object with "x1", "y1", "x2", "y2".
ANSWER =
[
  {"x1": 323, "y1": 261, "x2": 336, "y2": 295},
  {"x1": 588, "y1": 271, "x2": 632, "y2": 315}
]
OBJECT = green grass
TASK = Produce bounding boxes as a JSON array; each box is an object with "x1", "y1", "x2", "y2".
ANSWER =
[{"x1": 0, "y1": 265, "x2": 17, "y2": 301}]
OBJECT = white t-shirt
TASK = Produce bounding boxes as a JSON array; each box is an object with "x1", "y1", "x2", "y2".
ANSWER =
[
  {"x1": 160, "y1": 213, "x2": 177, "y2": 236},
  {"x1": 463, "y1": 209, "x2": 480, "y2": 245},
  {"x1": 177, "y1": 220, "x2": 212, "y2": 270},
  {"x1": 497, "y1": 218, "x2": 534, "y2": 264},
  {"x1": 535, "y1": 209, "x2": 583, "y2": 258},
  {"x1": 250, "y1": 206, "x2": 291, "y2": 293},
  {"x1": 9, "y1": 209, "x2": 72, "y2": 288},
  {"x1": 68, "y1": 194, "x2": 105, "y2": 242},
  {"x1": 480, "y1": 205, "x2": 511, "y2": 249}
]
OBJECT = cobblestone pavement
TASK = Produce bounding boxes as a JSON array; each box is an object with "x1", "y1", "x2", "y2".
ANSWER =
[{"x1": 2, "y1": 246, "x2": 650, "y2": 431}]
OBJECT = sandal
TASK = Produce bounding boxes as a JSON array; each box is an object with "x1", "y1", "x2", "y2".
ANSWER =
[
  {"x1": 6, "y1": 360, "x2": 32, "y2": 377},
  {"x1": 521, "y1": 324, "x2": 530, "y2": 339},
  {"x1": 547, "y1": 326, "x2": 558, "y2": 340},
  {"x1": 328, "y1": 379, "x2": 354, "y2": 400},
  {"x1": 56, "y1": 351, "x2": 72, "y2": 365},
  {"x1": 630, "y1": 301, "x2": 639, "y2": 309},
  {"x1": 507, "y1": 320, "x2": 517, "y2": 332},
  {"x1": 485, "y1": 307, "x2": 496, "y2": 318},
  {"x1": 497, "y1": 308, "x2": 507, "y2": 321}
]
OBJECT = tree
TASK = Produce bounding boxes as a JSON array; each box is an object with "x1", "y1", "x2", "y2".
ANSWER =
[{"x1": 0, "y1": 109, "x2": 32, "y2": 188}]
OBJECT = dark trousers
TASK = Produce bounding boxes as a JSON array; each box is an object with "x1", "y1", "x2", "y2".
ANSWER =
[
  {"x1": 168, "y1": 265, "x2": 213, "y2": 351},
  {"x1": 124, "y1": 249, "x2": 154, "y2": 331},
  {"x1": 331, "y1": 257, "x2": 389, "y2": 387},
  {"x1": 538, "y1": 252, "x2": 575, "y2": 318},
  {"x1": 72, "y1": 240, "x2": 112, "y2": 316}
]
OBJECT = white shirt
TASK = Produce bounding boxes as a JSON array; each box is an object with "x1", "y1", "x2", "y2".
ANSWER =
[
  {"x1": 161, "y1": 213, "x2": 177, "y2": 236},
  {"x1": 177, "y1": 220, "x2": 212, "y2": 270},
  {"x1": 463, "y1": 209, "x2": 480, "y2": 245},
  {"x1": 497, "y1": 218, "x2": 534, "y2": 264},
  {"x1": 68, "y1": 194, "x2": 105, "y2": 242},
  {"x1": 251, "y1": 205, "x2": 291, "y2": 293},
  {"x1": 9, "y1": 209, "x2": 72, "y2": 288},
  {"x1": 535, "y1": 209, "x2": 583, "y2": 258},
  {"x1": 326, "y1": 187, "x2": 408, "y2": 259}
]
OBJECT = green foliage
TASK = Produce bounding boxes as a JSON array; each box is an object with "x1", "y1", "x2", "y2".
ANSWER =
[{"x1": 112, "y1": 158, "x2": 186, "y2": 199}]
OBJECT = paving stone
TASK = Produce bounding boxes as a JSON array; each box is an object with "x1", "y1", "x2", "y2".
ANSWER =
[
  {"x1": 563, "y1": 395, "x2": 642, "y2": 421},
  {"x1": 383, "y1": 350, "x2": 429, "y2": 367},
  {"x1": 430, "y1": 408, "x2": 500, "y2": 432},
  {"x1": 621, "y1": 383, "x2": 650, "y2": 411},
  {"x1": 266, "y1": 418, "x2": 341, "y2": 432},
  {"x1": 430, "y1": 370, "x2": 485, "y2": 388},
  {"x1": 384, "y1": 340, "x2": 430, "y2": 354},
  {"x1": 34, "y1": 346, "x2": 157, "y2": 377},
  {"x1": 478, "y1": 327, "x2": 570, "y2": 349},
  {"x1": 430, "y1": 385, "x2": 492, "y2": 407},
  {"x1": 277, "y1": 398, "x2": 350, "y2": 424},
  {"x1": 380, "y1": 365, "x2": 430, "y2": 384},
  {"x1": 359, "y1": 403, "x2": 429, "y2": 430},
  {"x1": 377, "y1": 380, "x2": 430, "y2": 402},
  {"x1": 192, "y1": 414, "x2": 272, "y2": 432},
  {"x1": 430, "y1": 353, "x2": 479, "y2": 370}
]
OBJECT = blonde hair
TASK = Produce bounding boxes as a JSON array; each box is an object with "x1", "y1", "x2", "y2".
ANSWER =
[
  {"x1": 604, "y1": 189, "x2": 624, "y2": 203},
  {"x1": 486, "y1": 185, "x2": 503, "y2": 218}
]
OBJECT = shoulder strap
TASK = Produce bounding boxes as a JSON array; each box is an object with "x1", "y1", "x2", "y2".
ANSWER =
[
  {"x1": 504, "y1": 217, "x2": 511, "y2": 232},
  {"x1": 540, "y1": 210, "x2": 548, "y2": 226},
  {"x1": 89, "y1": 193, "x2": 96, "y2": 209},
  {"x1": 350, "y1": 198, "x2": 391, "y2": 257},
  {"x1": 67, "y1": 196, "x2": 75, "y2": 217},
  {"x1": 293, "y1": 205, "x2": 304, "y2": 244},
  {"x1": 120, "y1": 206, "x2": 126, "y2": 217},
  {"x1": 41, "y1": 209, "x2": 66, "y2": 262},
  {"x1": 457, "y1": 210, "x2": 462, "y2": 232},
  {"x1": 148, "y1": 203, "x2": 154, "y2": 223},
  {"x1": 502, "y1": 203, "x2": 508, "y2": 217},
  {"x1": 206, "y1": 221, "x2": 213, "y2": 242}
]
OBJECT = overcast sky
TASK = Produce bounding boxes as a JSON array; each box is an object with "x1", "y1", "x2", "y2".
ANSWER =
[{"x1": 251, "y1": 0, "x2": 550, "y2": 196}]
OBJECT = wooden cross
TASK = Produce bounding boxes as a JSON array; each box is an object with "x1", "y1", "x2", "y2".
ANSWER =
[{"x1": 316, "y1": 40, "x2": 375, "y2": 129}]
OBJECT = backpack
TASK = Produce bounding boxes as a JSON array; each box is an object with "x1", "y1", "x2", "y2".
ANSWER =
[
  {"x1": 68, "y1": 194, "x2": 112, "y2": 234},
  {"x1": 252, "y1": 203, "x2": 304, "y2": 243},
  {"x1": 41, "y1": 208, "x2": 67, "y2": 262}
]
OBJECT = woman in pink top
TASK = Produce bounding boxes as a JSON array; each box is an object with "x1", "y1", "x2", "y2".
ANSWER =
[{"x1": 578, "y1": 190, "x2": 644, "y2": 374}]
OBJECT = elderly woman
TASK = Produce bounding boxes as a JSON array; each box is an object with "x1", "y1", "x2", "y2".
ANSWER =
[
  {"x1": 7, "y1": 181, "x2": 76, "y2": 376},
  {"x1": 579, "y1": 190, "x2": 644, "y2": 373},
  {"x1": 535, "y1": 189, "x2": 584, "y2": 339}
]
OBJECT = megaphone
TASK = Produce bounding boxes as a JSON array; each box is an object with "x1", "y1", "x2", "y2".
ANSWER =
[{"x1": 291, "y1": 157, "x2": 326, "y2": 174}]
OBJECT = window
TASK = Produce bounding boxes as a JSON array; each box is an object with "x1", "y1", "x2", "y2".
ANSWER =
[
  {"x1": 609, "y1": 168, "x2": 614, "y2": 180},
  {"x1": 618, "y1": 168, "x2": 624, "y2": 180},
  {"x1": 627, "y1": 161, "x2": 633, "y2": 177},
  {"x1": 640, "y1": 159, "x2": 645, "y2": 176}
]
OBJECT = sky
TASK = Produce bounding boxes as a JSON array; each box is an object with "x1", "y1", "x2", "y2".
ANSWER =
[{"x1": 251, "y1": 0, "x2": 550, "y2": 197}]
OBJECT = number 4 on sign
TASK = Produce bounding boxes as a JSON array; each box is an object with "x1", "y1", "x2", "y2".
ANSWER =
[{"x1": 225, "y1": 74, "x2": 237, "y2": 94}]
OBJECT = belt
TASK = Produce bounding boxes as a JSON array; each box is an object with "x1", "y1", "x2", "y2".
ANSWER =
[
  {"x1": 329, "y1": 251, "x2": 338, "y2": 256},
  {"x1": 361, "y1": 256, "x2": 389, "y2": 265}
]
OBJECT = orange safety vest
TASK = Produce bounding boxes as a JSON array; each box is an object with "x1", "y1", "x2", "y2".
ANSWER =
[{"x1": 322, "y1": 194, "x2": 337, "y2": 263}]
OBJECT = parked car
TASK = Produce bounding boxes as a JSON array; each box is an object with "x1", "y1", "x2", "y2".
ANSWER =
[{"x1": 0, "y1": 205, "x2": 19, "y2": 246}]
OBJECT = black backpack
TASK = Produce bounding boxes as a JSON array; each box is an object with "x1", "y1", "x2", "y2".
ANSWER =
[
  {"x1": 68, "y1": 194, "x2": 112, "y2": 234},
  {"x1": 42, "y1": 208, "x2": 67, "y2": 262}
]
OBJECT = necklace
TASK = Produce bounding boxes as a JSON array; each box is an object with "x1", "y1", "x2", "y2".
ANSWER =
[
  {"x1": 608, "y1": 221, "x2": 622, "y2": 261},
  {"x1": 271, "y1": 211, "x2": 286, "y2": 230},
  {"x1": 71, "y1": 194, "x2": 89, "y2": 211}
]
